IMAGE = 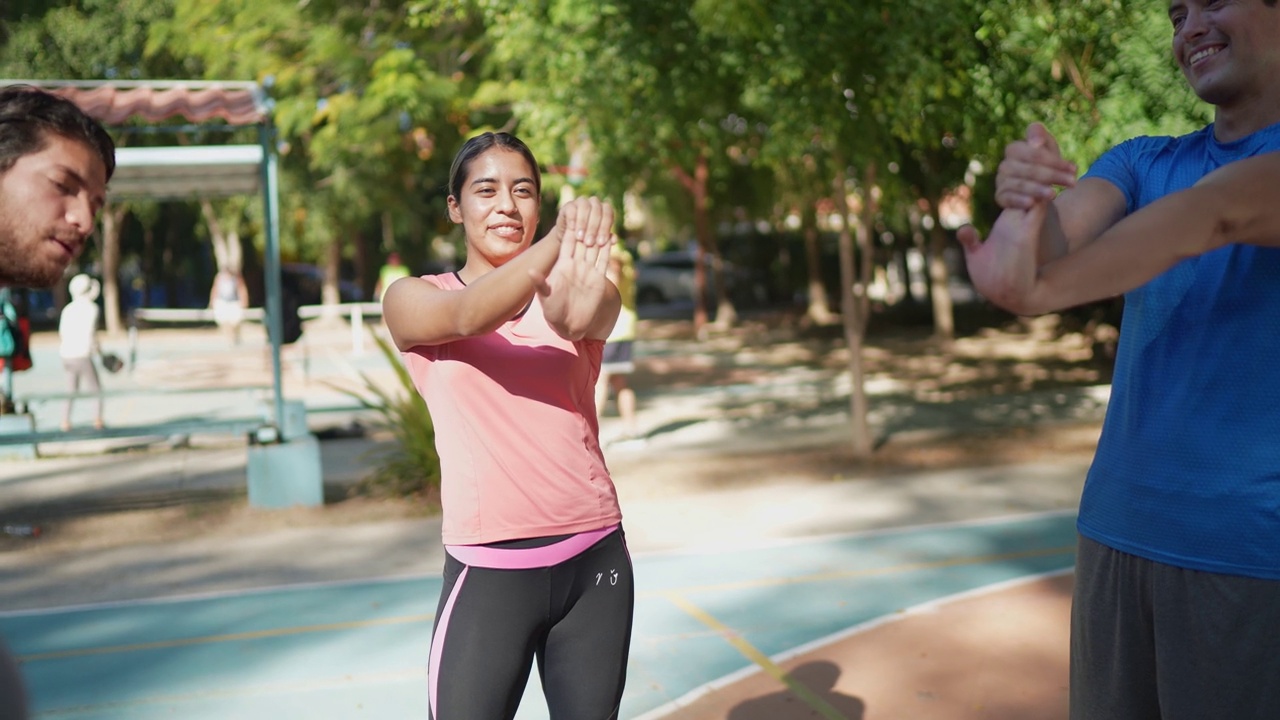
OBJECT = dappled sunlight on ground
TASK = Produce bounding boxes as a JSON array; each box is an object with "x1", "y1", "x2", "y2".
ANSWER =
[{"x1": 633, "y1": 310, "x2": 1112, "y2": 404}]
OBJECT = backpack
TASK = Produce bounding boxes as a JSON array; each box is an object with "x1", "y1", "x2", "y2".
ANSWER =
[
  {"x1": 279, "y1": 288, "x2": 303, "y2": 345},
  {"x1": 0, "y1": 298, "x2": 24, "y2": 360}
]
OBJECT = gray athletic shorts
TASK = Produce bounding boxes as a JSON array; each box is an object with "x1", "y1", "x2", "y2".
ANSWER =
[
  {"x1": 601, "y1": 340, "x2": 634, "y2": 374},
  {"x1": 63, "y1": 356, "x2": 100, "y2": 393},
  {"x1": 1071, "y1": 534, "x2": 1280, "y2": 720},
  {"x1": 0, "y1": 637, "x2": 27, "y2": 720}
]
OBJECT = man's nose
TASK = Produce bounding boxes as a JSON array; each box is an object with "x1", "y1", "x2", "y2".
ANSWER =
[
  {"x1": 1179, "y1": 8, "x2": 1209, "y2": 42},
  {"x1": 67, "y1": 195, "x2": 97, "y2": 235}
]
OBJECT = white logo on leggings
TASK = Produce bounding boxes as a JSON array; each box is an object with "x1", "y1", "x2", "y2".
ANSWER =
[{"x1": 596, "y1": 570, "x2": 619, "y2": 586}]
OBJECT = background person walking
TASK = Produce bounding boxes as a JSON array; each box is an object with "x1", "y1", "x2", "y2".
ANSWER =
[
  {"x1": 596, "y1": 242, "x2": 640, "y2": 442},
  {"x1": 374, "y1": 251, "x2": 410, "y2": 300},
  {"x1": 58, "y1": 273, "x2": 105, "y2": 431},
  {"x1": 208, "y1": 266, "x2": 249, "y2": 345}
]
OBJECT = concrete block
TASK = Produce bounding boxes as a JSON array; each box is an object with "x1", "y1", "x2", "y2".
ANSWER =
[
  {"x1": 246, "y1": 433, "x2": 324, "y2": 508},
  {"x1": 259, "y1": 399, "x2": 309, "y2": 440},
  {"x1": 0, "y1": 414, "x2": 37, "y2": 460}
]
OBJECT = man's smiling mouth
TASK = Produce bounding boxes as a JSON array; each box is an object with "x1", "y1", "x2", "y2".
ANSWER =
[{"x1": 1189, "y1": 45, "x2": 1223, "y2": 66}]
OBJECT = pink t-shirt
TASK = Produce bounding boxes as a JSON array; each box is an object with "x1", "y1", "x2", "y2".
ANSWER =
[{"x1": 402, "y1": 273, "x2": 622, "y2": 545}]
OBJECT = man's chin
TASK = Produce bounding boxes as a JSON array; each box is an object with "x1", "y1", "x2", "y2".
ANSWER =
[
  {"x1": 1, "y1": 259, "x2": 71, "y2": 289},
  {"x1": 1188, "y1": 74, "x2": 1235, "y2": 107}
]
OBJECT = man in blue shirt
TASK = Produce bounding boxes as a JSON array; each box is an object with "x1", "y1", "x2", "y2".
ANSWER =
[{"x1": 960, "y1": 1, "x2": 1280, "y2": 717}]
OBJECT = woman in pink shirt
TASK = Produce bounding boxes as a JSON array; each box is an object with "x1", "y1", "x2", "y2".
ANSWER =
[{"x1": 382, "y1": 132, "x2": 630, "y2": 720}]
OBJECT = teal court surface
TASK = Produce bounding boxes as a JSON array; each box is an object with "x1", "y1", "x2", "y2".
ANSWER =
[{"x1": 2, "y1": 511, "x2": 1077, "y2": 719}]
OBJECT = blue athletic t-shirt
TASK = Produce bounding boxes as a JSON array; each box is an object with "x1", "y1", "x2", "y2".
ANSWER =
[{"x1": 1079, "y1": 121, "x2": 1280, "y2": 579}]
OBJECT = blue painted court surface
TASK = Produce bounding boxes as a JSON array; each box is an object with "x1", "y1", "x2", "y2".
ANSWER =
[{"x1": 3, "y1": 512, "x2": 1077, "y2": 719}]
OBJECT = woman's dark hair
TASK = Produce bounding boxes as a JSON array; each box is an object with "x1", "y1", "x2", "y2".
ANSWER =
[
  {"x1": 0, "y1": 85, "x2": 116, "y2": 180},
  {"x1": 447, "y1": 132, "x2": 540, "y2": 202}
]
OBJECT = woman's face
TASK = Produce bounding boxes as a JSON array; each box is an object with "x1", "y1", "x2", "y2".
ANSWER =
[{"x1": 447, "y1": 148, "x2": 540, "y2": 268}]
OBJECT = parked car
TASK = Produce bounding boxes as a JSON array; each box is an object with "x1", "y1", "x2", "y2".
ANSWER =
[
  {"x1": 635, "y1": 251, "x2": 698, "y2": 306},
  {"x1": 280, "y1": 263, "x2": 364, "y2": 306},
  {"x1": 634, "y1": 250, "x2": 758, "y2": 307}
]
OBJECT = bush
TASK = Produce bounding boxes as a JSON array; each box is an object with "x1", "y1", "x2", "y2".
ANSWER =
[{"x1": 336, "y1": 333, "x2": 440, "y2": 499}]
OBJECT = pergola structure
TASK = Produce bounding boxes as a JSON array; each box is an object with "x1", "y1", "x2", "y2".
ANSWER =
[{"x1": 2, "y1": 79, "x2": 290, "y2": 438}]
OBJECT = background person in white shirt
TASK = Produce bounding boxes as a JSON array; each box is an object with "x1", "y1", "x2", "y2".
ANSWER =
[
  {"x1": 58, "y1": 273, "x2": 104, "y2": 431},
  {"x1": 208, "y1": 267, "x2": 249, "y2": 346}
]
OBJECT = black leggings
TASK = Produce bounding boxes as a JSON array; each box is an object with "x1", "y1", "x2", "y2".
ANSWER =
[{"x1": 428, "y1": 527, "x2": 634, "y2": 720}]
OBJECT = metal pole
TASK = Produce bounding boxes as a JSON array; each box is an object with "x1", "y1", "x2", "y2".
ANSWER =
[
  {"x1": 351, "y1": 304, "x2": 363, "y2": 355},
  {"x1": 259, "y1": 123, "x2": 286, "y2": 439},
  {"x1": 1, "y1": 365, "x2": 11, "y2": 411}
]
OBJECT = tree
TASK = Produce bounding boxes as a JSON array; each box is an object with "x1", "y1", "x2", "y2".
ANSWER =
[
  {"x1": 157, "y1": 0, "x2": 486, "y2": 314},
  {"x1": 480, "y1": 0, "x2": 761, "y2": 331},
  {"x1": 715, "y1": 0, "x2": 897, "y2": 456}
]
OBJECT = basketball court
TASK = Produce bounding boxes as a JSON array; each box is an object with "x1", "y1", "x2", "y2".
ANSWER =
[{"x1": 3, "y1": 511, "x2": 1075, "y2": 719}]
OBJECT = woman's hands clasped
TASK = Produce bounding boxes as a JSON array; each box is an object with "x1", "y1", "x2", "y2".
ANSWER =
[{"x1": 533, "y1": 197, "x2": 620, "y2": 339}]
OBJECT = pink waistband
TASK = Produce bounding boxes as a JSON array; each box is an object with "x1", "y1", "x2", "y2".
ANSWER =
[{"x1": 445, "y1": 525, "x2": 619, "y2": 570}]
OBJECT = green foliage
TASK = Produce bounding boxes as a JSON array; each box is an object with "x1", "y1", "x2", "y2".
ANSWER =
[
  {"x1": 152, "y1": 0, "x2": 487, "y2": 263},
  {"x1": 333, "y1": 333, "x2": 440, "y2": 499},
  {"x1": 480, "y1": 0, "x2": 763, "y2": 223},
  {"x1": 0, "y1": 0, "x2": 183, "y2": 80},
  {"x1": 970, "y1": 0, "x2": 1185, "y2": 169},
  {"x1": 1, "y1": 0, "x2": 1227, "y2": 322}
]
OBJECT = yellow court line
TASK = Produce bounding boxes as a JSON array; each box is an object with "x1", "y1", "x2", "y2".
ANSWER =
[
  {"x1": 665, "y1": 592, "x2": 854, "y2": 720},
  {"x1": 639, "y1": 544, "x2": 1075, "y2": 598},
  {"x1": 18, "y1": 613, "x2": 436, "y2": 663}
]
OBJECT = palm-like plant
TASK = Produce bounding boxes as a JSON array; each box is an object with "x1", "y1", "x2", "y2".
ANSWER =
[{"x1": 336, "y1": 332, "x2": 440, "y2": 499}]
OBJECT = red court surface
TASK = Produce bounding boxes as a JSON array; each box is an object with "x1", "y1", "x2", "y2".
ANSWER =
[{"x1": 657, "y1": 572, "x2": 1072, "y2": 720}]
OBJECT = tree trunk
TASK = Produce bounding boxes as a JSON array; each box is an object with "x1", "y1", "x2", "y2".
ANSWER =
[
  {"x1": 801, "y1": 203, "x2": 835, "y2": 325},
  {"x1": 353, "y1": 231, "x2": 369, "y2": 300},
  {"x1": 922, "y1": 191, "x2": 956, "y2": 342},
  {"x1": 687, "y1": 155, "x2": 711, "y2": 332},
  {"x1": 141, "y1": 222, "x2": 154, "y2": 309},
  {"x1": 672, "y1": 151, "x2": 737, "y2": 332},
  {"x1": 100, "y1": 205, "x2": 127, "y2": 335},
  {"x1": 857, "y1": 164, "x2": 878, "y2": 325},
  {"x1": 323, "y1": 236, "x2": 343, "y2": 320},
  {"x1": 199, "y1": 200, "x2": 238, "y2": 272},
  {"x1": 833, "y1": 159, "x2": 873, "y2": 458}
]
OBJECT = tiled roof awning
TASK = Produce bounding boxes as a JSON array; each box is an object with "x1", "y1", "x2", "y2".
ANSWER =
[
  {"x1": 111, "y1": 145, "x2": 264, "y2": 200},
  {"x1": 1, "y1": 80, "x2": 273, "y2": 200},
  {"x1": 3, "y1": 80, "x2": 270, "y2": 126}
]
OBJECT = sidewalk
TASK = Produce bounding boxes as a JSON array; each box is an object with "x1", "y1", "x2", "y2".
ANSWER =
[{"x1": 3, "y1": 319, "x2": 381, "y2": 451}]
